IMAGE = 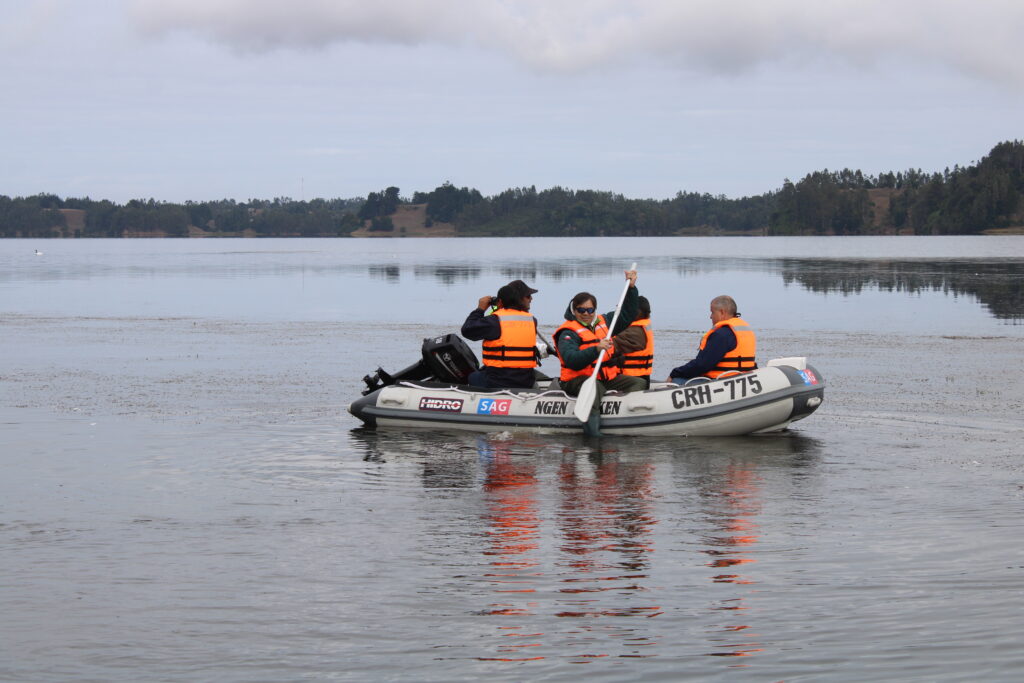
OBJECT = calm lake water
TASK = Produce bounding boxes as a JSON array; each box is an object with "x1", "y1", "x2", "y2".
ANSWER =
[{"x1": 2, "y1": 236, "x2": 1023, "y2": 681}]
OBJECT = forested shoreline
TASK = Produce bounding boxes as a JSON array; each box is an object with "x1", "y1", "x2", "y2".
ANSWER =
[{"x1": 4, "y1": 141, "x2": 1022, "y2": 239}]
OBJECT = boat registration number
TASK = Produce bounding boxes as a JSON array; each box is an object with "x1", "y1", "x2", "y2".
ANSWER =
[{"x1": 671, "y1": 375, "x2": 763, "y2": 409}]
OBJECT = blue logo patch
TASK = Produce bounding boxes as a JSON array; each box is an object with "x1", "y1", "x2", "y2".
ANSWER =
[{"x1": 477, "y1": 398, "x2": 512, "y2": 415}]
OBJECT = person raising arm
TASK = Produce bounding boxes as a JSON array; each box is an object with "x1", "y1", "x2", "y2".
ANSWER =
[
  {"x1": 462, "y1": 279, "x2": 540, "y2": 389},
  {"x1": 553, "y1": 269, "x2": 646, "y2": 436}
]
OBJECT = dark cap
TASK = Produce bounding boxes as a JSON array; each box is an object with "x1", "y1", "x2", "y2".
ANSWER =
[
  {"x1": 507, "y1": 279, "x2": 538, "y2": 295},
  {"x1": 496, "y1": 284, "x2": 516, "y2": 304}
]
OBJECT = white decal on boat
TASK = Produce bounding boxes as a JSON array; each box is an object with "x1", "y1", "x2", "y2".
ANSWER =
[{"x1": 419, "y1": 397, "x2": 464, "y2": 412}]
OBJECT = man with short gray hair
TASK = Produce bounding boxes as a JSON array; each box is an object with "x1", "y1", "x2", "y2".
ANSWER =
[{"x1": 667, "y1": 295, "x2": 757, "y2": 382}]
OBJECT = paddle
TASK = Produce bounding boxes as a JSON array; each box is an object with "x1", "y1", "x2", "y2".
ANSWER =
[{"x1": 573, "y1": 262, "x2": 637, "y2": 422}]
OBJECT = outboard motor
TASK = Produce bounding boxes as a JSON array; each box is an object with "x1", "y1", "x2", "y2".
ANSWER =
[
  {"x1": 421, "y1": 333, "x2": 480, "y2": 383},
  {"x1": 361, "y1": 333, "x2": 481, "y2": 395},
  {"x1": 360, "y1": 358, "x2": 432, "y2": 395}
]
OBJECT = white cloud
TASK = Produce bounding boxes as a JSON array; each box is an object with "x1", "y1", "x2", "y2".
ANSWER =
[
  {"x1": 5, "y1": 0, "x2": 1020, "y2": 202},
  {"x1": 1, "y1": 0, "x2": 62, "y2": 49},
  {"x1": 127, "y1": 0, "x2": 1024, "y2": 85}
]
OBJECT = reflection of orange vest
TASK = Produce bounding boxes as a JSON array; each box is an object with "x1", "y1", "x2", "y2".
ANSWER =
[
  {"x1": 482, "y1": 309, "x2": 538, "y2": 368},
  {"x1": 700, "y1": 317, "x2": 757, "y2": 378},
  {"x1": 620, "y1": 318, "x2": 653, "y2": 378},
  {"x1": 552, "y1": 317, "x2": 621, "y2": 382}
]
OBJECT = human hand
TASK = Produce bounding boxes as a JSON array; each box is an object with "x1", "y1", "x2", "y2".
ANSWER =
[
  {"x1": 625, "y1": 269, "x2": 637, "y2": 287},
  {"x1": 597, "y1": 338, "x2": 613, "y2": 352},
  {"x1": 478, "y1": 295, "x2": 495, "y2": 310}
]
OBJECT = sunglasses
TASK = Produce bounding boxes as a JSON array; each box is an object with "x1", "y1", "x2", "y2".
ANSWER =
[{"x1": 575, "y1": 306, "x2": 596, "y2": 314}]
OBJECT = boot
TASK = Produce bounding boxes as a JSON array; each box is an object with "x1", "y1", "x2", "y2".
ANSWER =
[{"x1": 583, "y1": 412, "x2": 603, "y2": 437}]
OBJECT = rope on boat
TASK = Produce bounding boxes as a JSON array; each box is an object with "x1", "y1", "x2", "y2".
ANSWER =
[{"x1": 393, "y1": 381, "x2": 571, "y2": 403}]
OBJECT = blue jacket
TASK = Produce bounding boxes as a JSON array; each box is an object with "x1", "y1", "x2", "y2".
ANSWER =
[{"x1": 669, "y1": 325, "x2": 736, "y2": 380}]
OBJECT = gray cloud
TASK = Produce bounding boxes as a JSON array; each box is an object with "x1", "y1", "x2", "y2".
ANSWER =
[{"x1": 126, "y1": 0, "x2": 1024, "y2": 85}]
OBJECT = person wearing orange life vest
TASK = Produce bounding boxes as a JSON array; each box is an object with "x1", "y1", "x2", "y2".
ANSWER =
[
  {"x1": 613, "y1": 295, "x2": 654, "y2": 389},
  {"x1": 667, "y1": 295, "x2": 757, "y2": 382},
  {"x1": 461, "y1": 279, "x2": 541, "y2": 389},
  {"x1": 554, "y1": 270, "x2": 646, "y2": 436}
]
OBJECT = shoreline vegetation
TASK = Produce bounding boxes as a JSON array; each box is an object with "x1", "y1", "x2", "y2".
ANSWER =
[{"x1": 4, "y1": 141, "x2": 1023, "y2": 239}]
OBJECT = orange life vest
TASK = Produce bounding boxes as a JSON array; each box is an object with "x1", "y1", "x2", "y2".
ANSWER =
[
  {"x1": 481, "y1": 309, "x2": 538, "y2": 369},
  {"x1": 552, "y1": 317, "x2": 621, "y2": 382},
  {"x1": 700, "y1": 316, "x2": 757, "y2": 378},
  {"x1": 619, "y1": 317, "x2": 654, "y2": 378}
]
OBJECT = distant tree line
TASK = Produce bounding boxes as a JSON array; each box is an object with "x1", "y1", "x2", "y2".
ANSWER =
[
  {"x1": 770, "y1": 141, "x2": 1024, "y2": 235},
  {"x1": 357, "y1": 186, "x2": 401, "y2": 232},
  {"x1": 0, "y1": 196, "x2": 364, "y2": 238},
  {"x1": 3, "y1": 141, "x2": 1021, "y2": 238},
  {"x1": 889, "y1": 141, "x2": 1024, "y2": 234},
  {"x1": 0, "y1": 194, "x2": 68, "y2": 238},
  {"x1": 446, "y1": 185, "x2": 772, "y2": 236}
]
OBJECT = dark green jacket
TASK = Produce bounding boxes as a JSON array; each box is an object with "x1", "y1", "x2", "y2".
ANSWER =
[{"x1": 554, "y1": 287, "x2": 639, "y2": 371}]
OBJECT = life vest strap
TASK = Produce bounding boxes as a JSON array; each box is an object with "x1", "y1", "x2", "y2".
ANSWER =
[{"x1": 715, "y1": 356, "x2": 757, "y2": 366}]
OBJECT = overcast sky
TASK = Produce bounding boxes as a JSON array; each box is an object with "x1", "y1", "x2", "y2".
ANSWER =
[{"x1": 3, "y1": 0, "x2": 1022, "y2": 203}]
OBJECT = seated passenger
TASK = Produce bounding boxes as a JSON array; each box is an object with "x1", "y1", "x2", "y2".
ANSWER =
[
  {"x1": 553, "y1": 270, "x2": 646, "y2": 436},
  {"x1": 613, "y1": 295, "x2": 654, "y2": 389},
  {"x1": 461, "y1": 279, "x2": 540, "y2": 389},
  {"x1": 668, "y1": 295, "x2": 757, "y2": 383}
]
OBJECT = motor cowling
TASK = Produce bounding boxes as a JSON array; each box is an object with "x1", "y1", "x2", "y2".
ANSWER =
[{"x1": 421, "y1": 333, "x2": 480, "y2": 384}]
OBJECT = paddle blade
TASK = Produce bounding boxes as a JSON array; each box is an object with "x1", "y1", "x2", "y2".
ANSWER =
[{"x1": 573, "y1": 375, "x2": 598, "y2": 422}]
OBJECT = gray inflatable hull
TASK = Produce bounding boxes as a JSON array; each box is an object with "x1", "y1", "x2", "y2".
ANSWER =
[{"x1": 348, "y1": 358, "x2": 824, "y2": 437}]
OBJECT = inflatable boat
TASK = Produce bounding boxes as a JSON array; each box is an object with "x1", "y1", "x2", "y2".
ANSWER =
[{"x1": 348, "y1": 334, "x2": 825, "y2": 436}]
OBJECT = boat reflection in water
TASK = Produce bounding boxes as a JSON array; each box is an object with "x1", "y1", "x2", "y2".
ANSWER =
[
  {"x1": 475, "y1": 436, "x2": 544, "y2": 661},
  {"x1": 470, "y1": 434, "x2": 664, "y2": 663},
  {"x1": 552, "y1": 445, "x2": 661, "y2": 662},
  {"x1": 698, "y1": 461, "x2": 765, "y2": 662},
  {"x1": 347, "y1": 428, "x2": 823, "y2": 665}
]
